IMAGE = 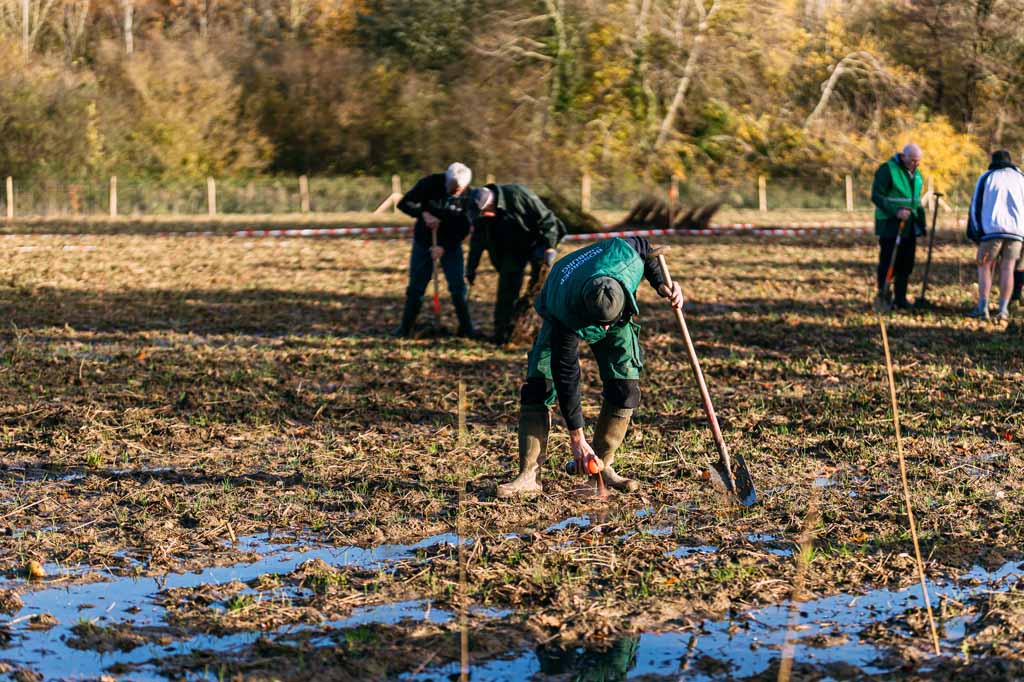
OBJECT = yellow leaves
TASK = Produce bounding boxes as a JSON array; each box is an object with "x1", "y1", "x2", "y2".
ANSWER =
[{"x1": 876, "y1": 112, "x2": 985, "y2": 192}]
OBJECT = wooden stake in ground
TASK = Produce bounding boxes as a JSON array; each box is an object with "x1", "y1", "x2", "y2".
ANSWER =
[
  {"x1": 878, "y1": 316, "x2": 941, "y2": 655},
  {"x1": 457, "y1": 380, "x2": 467, "y2": 445},
  {"x1": 777, "y1": 481, "x2": 822, "y2": 682},
  {"x1": 457, "y1": 484, "x2": 469, "y2": 681},
  {"x1": 455, "y1": 379, "x2": 470, "y2": 681}
]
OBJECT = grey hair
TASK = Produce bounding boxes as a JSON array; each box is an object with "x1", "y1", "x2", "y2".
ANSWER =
[
  {"x1": 445, "y1": 162, "x2": 472, "y2": 191},
  {"x1": 902, "y1": 143, "x2": 923, "y2": 160}
]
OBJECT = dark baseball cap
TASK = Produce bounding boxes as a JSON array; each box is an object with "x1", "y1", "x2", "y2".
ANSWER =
[
  {"x1": 582, "y1": 276, "x2": 625, "y2": 325},
  {"x1": 466, "y1": 187, "x2": 494, "y2": 222},
  {"x1": 992, "y1": 149, "x2": 1013, "y2": 165}
]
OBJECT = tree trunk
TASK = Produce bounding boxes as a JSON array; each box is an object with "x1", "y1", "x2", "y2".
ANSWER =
[
  {"x1": 654, "y1": 0, "x2": 719, "y2": 150},
  {"x1": 21, "y1": 0, "x2": 28, "y2": 52},
  {"x1": 123, "y1": 0, "x2": 133, "y2": 54}
]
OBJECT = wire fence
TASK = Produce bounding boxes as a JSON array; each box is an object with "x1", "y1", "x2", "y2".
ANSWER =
[{"x1": 0, "y1": 173, "x2": 978, "y2": 219}]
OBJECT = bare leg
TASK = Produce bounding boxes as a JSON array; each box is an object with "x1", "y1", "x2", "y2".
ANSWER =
[
  {"x1": 978, "y1": 259, "x2": 994, "y2": 309},
  {"x1": 997, "y1": 253, "x2": 1017, "y2": 314}
]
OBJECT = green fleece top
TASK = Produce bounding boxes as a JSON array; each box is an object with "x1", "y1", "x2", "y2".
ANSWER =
[{"x1": 871, "y1": 154, "x2": 926, "y2": 238}]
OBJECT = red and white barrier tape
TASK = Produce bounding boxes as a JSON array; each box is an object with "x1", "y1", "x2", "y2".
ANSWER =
[
  {"x1": 564, "y1": 226, "x2": 871, "y2": 240},
  {"x1": 3, "y1": 219, "x2": 971, "y2": 242},
  {"x1": 231, "y1": 226, "x2": 412, "y2": 238}
]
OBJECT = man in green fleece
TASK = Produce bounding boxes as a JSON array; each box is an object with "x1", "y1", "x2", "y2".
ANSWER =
[
  {"x1": 466, "y1": 184, "x2": 566, "y2": 345},
  {"x1": 495, "y1": 237, "x2": 683, "y2": 498},
  {"x1": 871, "y1": 143, "x2": 927, "y2": 310}
]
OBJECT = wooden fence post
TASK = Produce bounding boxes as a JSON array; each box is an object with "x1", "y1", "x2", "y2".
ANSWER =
[
  {"x1": 581, "y1": 172, "x2": 591, "y2": 213},
  {"x1": 845, "y1": 175, "x2": 854, "y2": 212},
  {"x1": 391, "y1": 175, "x2": 401, "y2": 212},
  {"x1": 299, "y1": 175, "x2": 310, "y2": 213},
  {"x1": 758, "y1": 175, "x2": 767, "y2": 212},
  {"x1": 207, "y1": 177, "x2": 217, "y2": 216},
  {"x1": 109, "y1": 176, "x2": 118, "y2": 217},
  {"x1": 668, "y1": 175, "x2": 679, "y2": 228},
  {"x1": 5, "y1": 177, "x2": 12, "y2": 221}
]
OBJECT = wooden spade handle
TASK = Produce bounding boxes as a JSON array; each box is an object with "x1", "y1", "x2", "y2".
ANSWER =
[{"x1": 657, "y1": 254, "x2": 735, "y2": 488}]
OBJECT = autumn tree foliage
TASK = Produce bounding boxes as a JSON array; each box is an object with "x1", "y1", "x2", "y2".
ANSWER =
[{"x1": 0, "y1": 0, "x2": 1020, "y2": 195}]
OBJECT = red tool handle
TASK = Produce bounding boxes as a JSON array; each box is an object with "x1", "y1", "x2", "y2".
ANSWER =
[{"x1": 885, "y1": 219, "x2": 908, "y2": 285}]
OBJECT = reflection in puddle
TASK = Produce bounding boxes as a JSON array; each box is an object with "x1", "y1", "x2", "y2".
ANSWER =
[
  {"x1": 410, "y1": 561, "x2": 1023, "y2": 681},
  {"x1": 543, "y1": 516, "x2": 592, "y2": 533},
  {"x1": 1, "y1": 532, "x2": 464, "y2": 680},
  {"x1": 669, "y1": 545, "x2": 718, "y2": 558}
]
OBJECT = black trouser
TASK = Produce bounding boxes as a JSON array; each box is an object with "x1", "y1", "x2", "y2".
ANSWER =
[
  {"x1": 520, "y1": 377, "x2": 640, "y2": 409},
  {"x1": 491, "y1": 252, "x2": 541, "y2": 343},
  {"x1": 877, "y1": 234, "x2": 917, "y2": 292}
]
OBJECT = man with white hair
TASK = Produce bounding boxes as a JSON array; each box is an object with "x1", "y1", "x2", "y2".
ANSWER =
[
  {"x1": 871, "y1": 143, "x2": 927, "y2": 311},
  {"x1": 965, "y1": 150, "x2": 1024, "y2": 321},
  {"x1": 393, "y1": 162, "x2": 480, "y2": 338}
]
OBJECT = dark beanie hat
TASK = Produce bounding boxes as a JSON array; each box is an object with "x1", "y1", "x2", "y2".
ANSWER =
[
  {"x1": 582, "y1": 276, "x2": 625, "y2": 325},
  {"x1": 992, "y1": 149, "x2": 1013, "y2": 165}
]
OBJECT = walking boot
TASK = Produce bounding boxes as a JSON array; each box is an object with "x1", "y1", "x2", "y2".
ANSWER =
[
  {"x1": 1012, "y1": 270, "x2": 1023, "y2": 306},
  {"x1": 496, "y1": 405, "x2": 550, "y2": 498},
  {"x1": 453, "y1": 299, "x2": 483, "y2": 339},
  {"x1": 391, "y1": 297, "x2": 422, "y2": 338},
  {"x1": 872, "y1": 288, "x2": 891, "y2": 313},
  {"x1": 593, "y1": 402, "x2": 639, "y2": 493},
  {"x1": 892, "y1": 276, "x2": 911, "y2": 310}
]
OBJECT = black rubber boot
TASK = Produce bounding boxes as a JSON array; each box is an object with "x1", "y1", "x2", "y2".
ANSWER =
[
  {"x1": 893, "y1": 276, "x2": 911, "y2": 309},
  {"x1": 391, "y1": 297, "x2": 422, "y2": 338},
  {"x1": 453, "y1": 299, "x2": 482, "y2": 339}
]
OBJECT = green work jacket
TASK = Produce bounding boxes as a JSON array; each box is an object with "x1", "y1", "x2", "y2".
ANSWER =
[{"x1": 535, "y1": 238, "x2": 645, "y2": 344}]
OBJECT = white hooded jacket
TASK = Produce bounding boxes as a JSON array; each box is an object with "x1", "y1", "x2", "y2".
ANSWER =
[{"x1": 968, "y1": 165, "x2": 1024, "y2": 242}]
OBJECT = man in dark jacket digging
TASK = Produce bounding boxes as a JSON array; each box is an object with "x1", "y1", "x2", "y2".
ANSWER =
[
  {"x1": 495, "y1": 237, "x2": 683, "y2": 498},
  {"x1": 871, "y1": 143, "x2": 927, "y2": 311},
  {"x1": 393, "y1": 162, "x2": 480, "y2": 338},
  {"x1": 466, "y1": 184, "x2": 566, "y2": 344}
]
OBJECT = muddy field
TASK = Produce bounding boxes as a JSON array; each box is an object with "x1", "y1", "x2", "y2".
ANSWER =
[{"x1": 0, "y1": 229, "x2": 1021, "y2": 681}]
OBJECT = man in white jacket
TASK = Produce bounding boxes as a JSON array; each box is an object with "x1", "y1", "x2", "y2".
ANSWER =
[{"x1": 966, "y1": 150, "x2": 1024, "y2": 321}]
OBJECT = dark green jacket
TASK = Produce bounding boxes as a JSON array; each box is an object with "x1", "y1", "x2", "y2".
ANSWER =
[
  {"x1": 871, "y1": 155, "x2": 926, "y2": 238},
  {"x1": 536, "y1": 238, "x2": 646, "y2": 344},
  {"x1": 466, "y1": 183, "x2": 566, "y2": 276}
]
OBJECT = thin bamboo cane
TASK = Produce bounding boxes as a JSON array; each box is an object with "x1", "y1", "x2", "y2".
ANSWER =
[{"x1": 878, "y1": 316, "x2": 941, "y2": 655}]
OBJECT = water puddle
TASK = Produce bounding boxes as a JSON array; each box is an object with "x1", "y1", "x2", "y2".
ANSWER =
[
  {"x1": 543, "y1": 516, "x2": 592, "y2": 533},
  {"x1": 408, "y1": 561, "x2": 1023, "y2": 681},
  {"x1": 0, "y1": 532, "x2": 464, "y2": 680},
  {"x1": 669, "y1": 545, "x2": 718, "y2": 558}
]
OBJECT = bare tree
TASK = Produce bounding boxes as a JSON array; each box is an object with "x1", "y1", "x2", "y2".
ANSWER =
[
  {"x1": 802, "y1": 50, "x2": 916, "y2": 131},
  {"x1": 120, "y1": 0, "x2": 132, "y2": 53},
  {"x1": 0, "y1": 0, "x2": 58, "y2": 52},
  {"x1": 51, "y1": 0, "x2": 90, "y2": 60},
  {"x1": 283, "y1": 0, "x2": 312, "y2": 33},
  {"x1": 654, "y1": 0, "x2": 721, "y2": 149}
]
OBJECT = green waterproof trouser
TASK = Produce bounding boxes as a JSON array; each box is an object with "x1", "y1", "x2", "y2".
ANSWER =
[{"x1": 526, "y1": 318, "x2": 643, "y2": 404}]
